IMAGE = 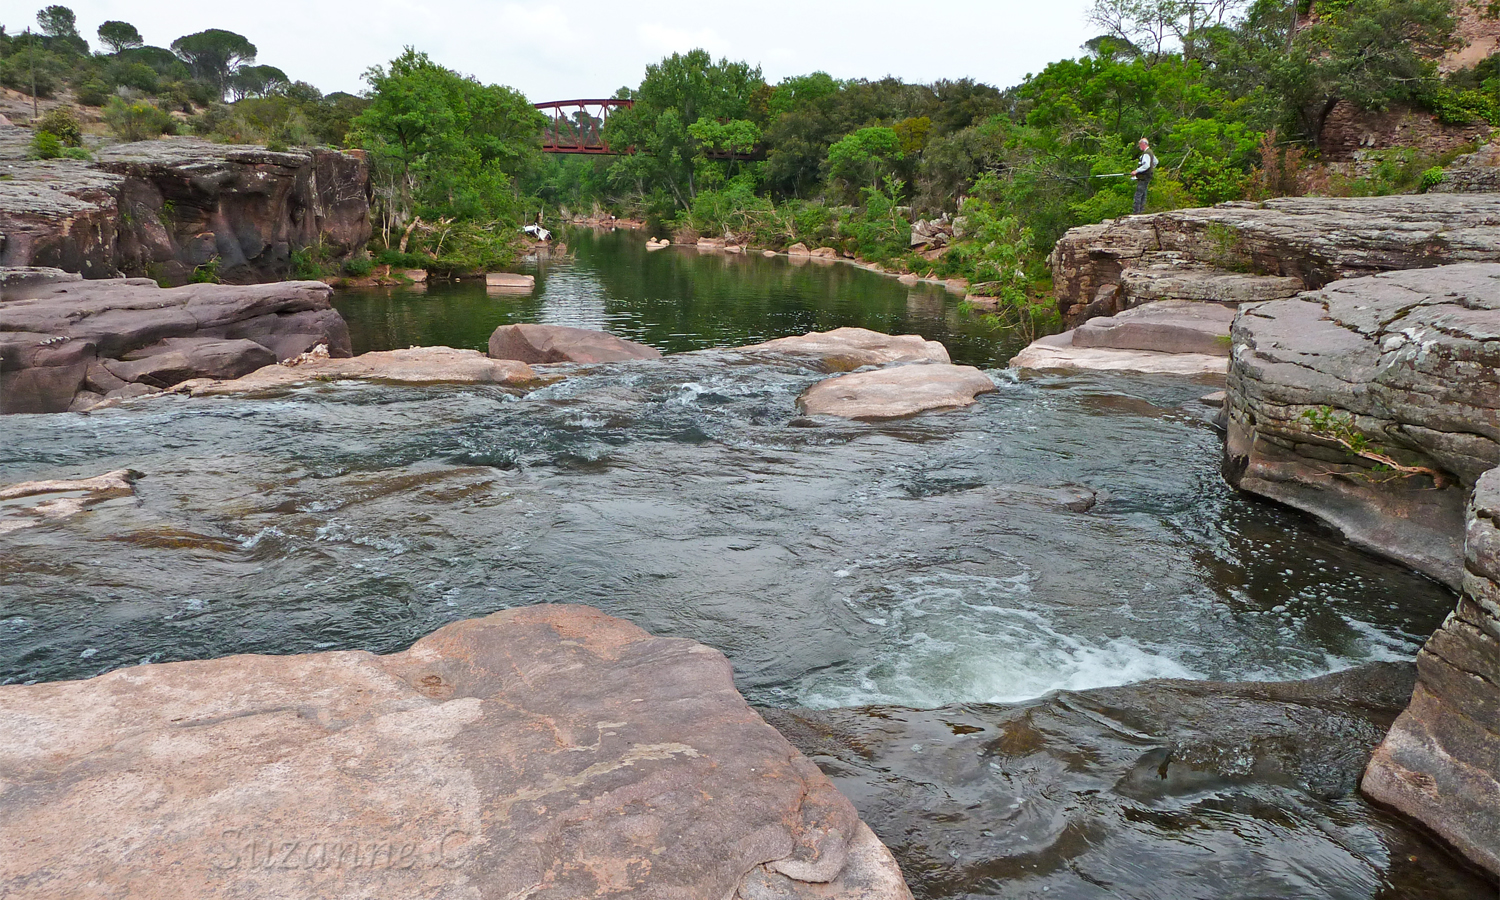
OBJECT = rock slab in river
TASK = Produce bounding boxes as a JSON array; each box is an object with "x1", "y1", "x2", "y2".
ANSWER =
[
  {"x1": 742, "y1": 327, "x2": 950, "y2": 370},
  {"x1": 0, "y1": 604, "x2": 911, "y2": 900},
  {"x1": 799, "y1": 363, "x2": 995, "y2": 420},
  {"x1": 179, "y1": 346, "x2": 541, "y2": 396},
  {"x1": 488, "y1": 323, "x2": 663, "y2": 364},
  {"x1": 1223, "y1": 263, "x2": 1500, "y2": 588},
  {"x1": 1050, "y1": 194, "x2": 1500, "y2": 326},
  {"x1": 1072, "y1": 299, "x2": 1236, "y2": 356},
  {"x1": 0, "y1": 271, "x2": 351, "y2": 413},
  {"x1": 1009, "y1": 331, "x2": 1228, "y2": 377},
  {"x1": 1363, "y1": 467, "x2": 1500, "y2": 878}
]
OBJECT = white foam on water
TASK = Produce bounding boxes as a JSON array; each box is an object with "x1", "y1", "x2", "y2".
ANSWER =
[{"x1": 795, "y1": 571, "x2": 1202, "y2": 709}]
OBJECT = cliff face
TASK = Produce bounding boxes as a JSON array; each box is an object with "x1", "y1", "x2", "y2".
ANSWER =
[
  {"x1": 1363, "y1": 469, "x2": 1500, "y2": 879},
  {"x1": 0, "y1": 127, "x2": 370, "y2": 284},
  {"x1": 1050, "y1": 195, "x2": 1500, "y2": 328},
  {"x1": 1223, "y1": 264, "x2": 1500, "y2": 588}
]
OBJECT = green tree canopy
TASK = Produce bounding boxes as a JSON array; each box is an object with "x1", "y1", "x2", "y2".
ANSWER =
[
  {"x1": 229, "y1": 64, "x2": 289, "y2": 100},
  {"x1": 603, "y1": 50, "x2": 767, "y2": 206},
  {"x1": 170, "y1": 29, "x2": 256, "y2": 98},
  {"x1": 97, "y1": 21, "x2": 144, "y2": 54},
  {"x1": 826, "y1": 125, "x2": 904, "y2": 192},
  {"x1": 37, "y1": 5, "x2": 78, "y2": 39},
  {"x1": 352, "y1": 48, "x2": 545, "y2": 223}
]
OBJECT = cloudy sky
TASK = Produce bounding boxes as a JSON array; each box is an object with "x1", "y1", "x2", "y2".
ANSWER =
[{"x1": 12, "y1": 1, "x2": 1100, "y2": 99}]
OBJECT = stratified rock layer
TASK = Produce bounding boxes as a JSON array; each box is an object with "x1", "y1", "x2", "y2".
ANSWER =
[
  {"x1": 798, "y1": 363, "x2": 995, "y2": 420},
  {"x1": 488, "y1": 323, "x2": 662, "y2": 364},
  {"x1": 1363, "y1": 468, "x2": 1500, "y2": 878},
  {"x1": 0, "y1": 270, "x2": 350, "y2": 413},
  {"x1": 0, "y1": 604, "x2": 911, "y2": 900},
  {"x1": 1051, "y1": 194, "x2": 1500, "y2": 326},
  {"x1": 0, "y1": 127, "x2": 370, "y2": 284},
  {"x1": 1223, "y1": 263, "x2": 1500, "y2": 588}
]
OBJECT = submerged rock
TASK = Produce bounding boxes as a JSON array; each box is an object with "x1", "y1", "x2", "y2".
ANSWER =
[
  {"x1": 764, "y1": 664, "x2": 1495, "y2": 899},
  {"x1": 742, "y1": 327, "x2": 950, "y2": 370},
  {"x1": 178, "y1": 346, "x2": 540, "y2": 396},
  {"x1": 488, "y1": 323, "x2": 662, "y2": 364},
  {"x1": 798, "y1": 363, "x2": 996, "y2": 420},
  {"x1": 0, "y1": 272, "x2": 351, "y2": 413},
  {"x1": 0, "y1": 604, "x2": 911, "y2": 900},
  {"x1": 1051, "y1": 194, "x2": 1500, "y2": 326},
  {"x1": 0, "y1": 468, "x2": 138, "y2": 535},
  {"x1": 1223, "y1": 263, "x2": 1500, "y2": 587},
  {"x1": 1363, "y1": 467, "x2": 1500, "y2": 878}
]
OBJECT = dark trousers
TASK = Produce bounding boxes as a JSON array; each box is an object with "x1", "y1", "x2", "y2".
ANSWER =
[{"x1": 1133, "y1": 174, "x2": 1152, "y2": 214}]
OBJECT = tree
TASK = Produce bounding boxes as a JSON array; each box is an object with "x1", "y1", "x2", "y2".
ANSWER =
[
  {"x1": 170, "y1": 29, "x2": 257, "y2": 98},
  {"x1": 36, "y1": 5, "x2": 78, "y2": 40},
  {"x1": 826, "y1": 126, "x2": 903, "y2": 193},
  {"x1": 97, "y1": 21, "x2": 143, "y2": 54},
  {"x1": 603, "y1": 50, "x2": 767, "y2": 206},
  {"x1": 352, "y1": 48, "x2": 545, "y2": 230},
  {"x1": 228, "y1": 64, "x2": 289, "y2": 100}
]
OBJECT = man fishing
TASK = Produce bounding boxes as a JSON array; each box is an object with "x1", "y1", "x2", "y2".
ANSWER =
[{"x1": 1130, "y1": 138, "x2": 1157, "y2": 215}]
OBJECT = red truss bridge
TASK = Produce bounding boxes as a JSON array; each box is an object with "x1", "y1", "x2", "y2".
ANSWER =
[{"x1": 535, "y1": 99, "x2": 633, "y2": 154}]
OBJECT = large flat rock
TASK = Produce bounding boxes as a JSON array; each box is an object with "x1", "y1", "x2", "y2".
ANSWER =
[
  {"x1": 1363, "y1": 468, "x2": 1500, "y2": 878},
  {"x1": 1051, "y1": 194, "x2": 1500, "y2": 326},
  {"x1": 180, "y1": 346, "x2": 540, "y2": 396},
  {"x1": 1072, "y1": 300, "x2": 1235, "y2": 356},
  {"x1": 0, "y1": 272, "x2": 351, "y2": 413},
  {"x1": 798, "y1": 363, "x2": 995, "y2": 419},
  {"x1": 488, "y1": 323, "x2": 662, "y2": 364},
  {"x1": 1223, "y1": 263, "x2": 1500, "y2": 588},
  {"x1": 0, "y1": 604, "x2": 911, "y2": 900},
  {"x1": 1009, "y1": 331, "x2": 1228, "y2": 377},
  {"x1": 741, "y1": 327, "x2": 950, "y2": 370}
]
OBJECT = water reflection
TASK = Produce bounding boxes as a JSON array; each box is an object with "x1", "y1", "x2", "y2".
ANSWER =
[{"x1": 335, "y1": 227, "x2": 1019, "y2": 366}]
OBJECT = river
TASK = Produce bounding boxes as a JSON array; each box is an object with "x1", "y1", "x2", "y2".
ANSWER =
[{"x1": 0, "y1": 227, "x2": 1486, "y2": 897}]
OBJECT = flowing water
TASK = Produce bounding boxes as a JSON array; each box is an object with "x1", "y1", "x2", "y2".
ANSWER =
[{"x1": 0, "y1": 228, "x2": 1485, "y2": 897}]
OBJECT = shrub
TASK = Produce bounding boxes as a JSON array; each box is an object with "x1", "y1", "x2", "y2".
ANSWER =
[
  {"x1": 1420, "y1": 166, "x2": 1445, "y2": 192},
  {"x1": 342, "y1": 255, "x2": 374, "y2": 277},
  {"x1": 102, "y1": 96, "x2": 176, "y2": 142},
  {"x1": 36, "y1": 107, "x2": 82, "y2": 146},
  {"x1": 30, "y1": 130, "x2": 63, "y2": 160},
  {"x1": 73, "y1": 80, "x2": 110, "y2": 107},
  {"x1": 60, "y1": 146, "x2": 91, "y2": 161}
]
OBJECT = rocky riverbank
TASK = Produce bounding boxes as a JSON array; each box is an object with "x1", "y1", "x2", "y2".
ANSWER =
[
  {"x1": 1049, "y1": 194, "x2": 1500, "y2": 328},
  {"x1": 0, "y1": 127, "x2": 369, "y2": 284},
  {"x1": 0, "y1": 604, "x2": 911, "y2": 900},
  {"x1": 0, "y1": 268, "x2": 349, "y2": 413}
]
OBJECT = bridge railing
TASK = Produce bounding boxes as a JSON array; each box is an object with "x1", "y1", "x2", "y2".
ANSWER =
[{"x1": 534, "y1": 99, "x2": 633, "y2": 154}]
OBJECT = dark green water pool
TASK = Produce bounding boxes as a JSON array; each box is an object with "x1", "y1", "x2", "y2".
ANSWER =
[{"x1": 333, "y1": 226, "x2": 1023, "y2": 366}]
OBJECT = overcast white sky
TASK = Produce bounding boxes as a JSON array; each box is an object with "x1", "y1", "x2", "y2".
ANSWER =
[{"x1": 6, "y1": 1, "x2": 1100, "y2": 99}]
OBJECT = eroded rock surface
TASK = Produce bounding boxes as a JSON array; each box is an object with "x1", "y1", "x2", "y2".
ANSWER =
[
  {"x1": 180, "y1": 347, "x2": 540, "y2": 396},
  {"x1": 0, "y1": 127, "x2": 370, "y2": 284},
  {"x1": 1051, "y1": 194, "x2": 1500, "y2": 326},
  {"x1": 0, "y1": 604, "x2": 911, "y2": 900},
  {"x1": 1223, "y1": 264, "x2": 1500, "y2": 587},
  {"x1": 799, "y1": 363, "x2": 995, "y2": 420},
  {"x1": 742, "y1": 327, "x2": 950, "y2": 370},
  {"x1": 1363, "y1": 468, "x2": 1500, "y2": 878},
  {"x1": 0, "y1": 271, "x2": 351, "y2": 413},
  {"x1": 488, "y1": 323, "x2": 662, "y2": 364}
]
